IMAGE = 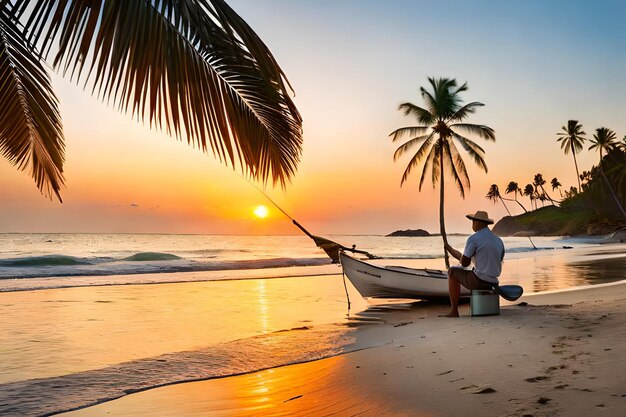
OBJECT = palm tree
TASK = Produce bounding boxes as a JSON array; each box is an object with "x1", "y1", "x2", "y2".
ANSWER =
[
  {"x1": 589, "y1": 127, "x2": 626, "y2": 217},
  {"x1": 390, "y1": 77, "x2": 495, "y2": 268},
  {"x1": 0, "y1": 0, "x2": 303, "y2": 201},
  {"x1": 551, "y1": 178, "x2": 562, "y2": 197},
  {"x1": 533, "y1": 173, "x2": 557, "y2": 206},
  {"x1": 486, "y1": 184, "x2": 512, "y2": 215},
  {"x1": 523, "y1": 184, "x2": 535, "y2": 210},
  {"x1": 556, "y1": 120, "x2": 586, "y2": 193},
  {"x1": 487, "y1": 184, "x2": 536, "y2": 249},
  {"x1": 505, "y1": 181, "x2": 527, "y2": 212}
]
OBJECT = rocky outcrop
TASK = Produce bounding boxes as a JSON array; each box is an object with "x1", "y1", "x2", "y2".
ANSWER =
[{"x1": 386, "y1": 229, "x2": 431, "y2": 237}]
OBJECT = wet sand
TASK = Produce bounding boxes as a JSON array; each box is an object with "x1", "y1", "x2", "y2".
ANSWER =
[{"x1": 61, "y1": 278, "x2": 626, "y2": 417}]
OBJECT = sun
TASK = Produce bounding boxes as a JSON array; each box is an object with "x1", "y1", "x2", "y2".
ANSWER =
[{"x1": 253, "y1": 205, "x2": 269, "y2": 219}]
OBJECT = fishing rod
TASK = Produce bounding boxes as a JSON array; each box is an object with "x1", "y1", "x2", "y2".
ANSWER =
[{"x1": 241, "y1": 176, "x2": 380, "y2": 262}]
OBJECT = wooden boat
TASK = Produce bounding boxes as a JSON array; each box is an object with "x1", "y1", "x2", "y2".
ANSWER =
[{"x1": 339, "y1": 251, "x2": 470, "y2": 300}]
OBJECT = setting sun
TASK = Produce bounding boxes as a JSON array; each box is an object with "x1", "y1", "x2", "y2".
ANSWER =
[{"x1": 254, "y1": 205, "x2": 269, "y2": 218}]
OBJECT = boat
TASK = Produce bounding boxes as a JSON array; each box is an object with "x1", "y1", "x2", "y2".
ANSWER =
[{"x1": 339, "y1": 251, "x2": 470, "y2": 300}]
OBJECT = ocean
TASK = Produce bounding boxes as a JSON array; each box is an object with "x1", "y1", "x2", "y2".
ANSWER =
[
  {"x1": 0, "y1": 233, "x2": 602, "y2": 286},
  {"x1": 0, "y1": 233, "x2": 621, "y2": 416}
]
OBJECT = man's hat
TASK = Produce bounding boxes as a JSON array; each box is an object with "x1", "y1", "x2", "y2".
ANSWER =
[{"x1": 466, "y1": 210, "x2": 494, "y2": 224}]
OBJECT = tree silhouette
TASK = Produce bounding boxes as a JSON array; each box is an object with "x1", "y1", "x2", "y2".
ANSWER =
[
  {"x1": 533, "y1": 173, "x2": 557, "y2": 206},
  {"x1": 523, "y1": 184, "x2": 535, "y2": 210},
  {"x1": 551, "y1": 178, "x2": 562, "y2": 197},
  {"x1": 390, "y1": 77, "x2": 495, "y2": 268},
  {"x1": 589, "y1": 127, "x2": 626, "y2": 217},
  {"x1": 556, "y1": 120, "x2": 586, "y2": 193},
  {"x1": 487, "y1": 184, "x2": 535, "y2": 248}
]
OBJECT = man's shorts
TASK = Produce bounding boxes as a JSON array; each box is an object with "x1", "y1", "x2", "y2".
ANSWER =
[{"x1": 449, "y1": 266, "x2": 495, "y2": 290}]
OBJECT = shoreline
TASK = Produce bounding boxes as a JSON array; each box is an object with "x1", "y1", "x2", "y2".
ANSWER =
[{"x1": 60, "y1": 280, "x2": 626, "y2": 417}]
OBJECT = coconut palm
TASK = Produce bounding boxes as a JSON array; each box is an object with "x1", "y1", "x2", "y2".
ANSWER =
[
  {"x1": 487, "y1": 184, "x2": 535, "y2": 249},
  {"x1": 523, "y1": 183, "x2": 535, "y2": 210},
  {"x1": 589, "y1": 128, "x2": 626, "y2": 217},
  {"x1": 486, "y1": 184, "x2": 512, "y2": 215},
  {"x1": 556, "y1": 120, "x2": 586, "y2": 193},
  {"x1": 533, "y1": 173, "x2": 557, "y2": 206},
  {"x1": 505, "y1": 181, "x2": 527, "y2": 212},
  {"x1": 0, "y1": 0, "x2": 303, "y2": 202},
  {"x1": 390, "y1": 77, "x2": 495, "y2": 268}
]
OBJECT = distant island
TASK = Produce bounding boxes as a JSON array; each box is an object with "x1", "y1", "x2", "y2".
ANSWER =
[{"x1": 386, "y1": 229, "x2": 430, "y2": 237}]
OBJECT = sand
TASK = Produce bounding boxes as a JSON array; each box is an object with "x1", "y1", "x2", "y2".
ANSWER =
[{"x1": 60, "y1": 280, "x2": 626, "y2": 417}]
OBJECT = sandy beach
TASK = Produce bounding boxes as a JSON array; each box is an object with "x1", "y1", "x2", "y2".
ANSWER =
[{"x1": 59, "y1": 279, "x2": 626, "y2": 416}]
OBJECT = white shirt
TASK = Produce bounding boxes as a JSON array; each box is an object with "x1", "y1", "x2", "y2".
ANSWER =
[{"x1": 463, "y1": 227, "x2": 505, "y2": 283}]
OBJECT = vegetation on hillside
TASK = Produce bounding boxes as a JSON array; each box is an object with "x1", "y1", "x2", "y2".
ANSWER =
[{"x1": 489, "y1": 122, "x2": 626, "y2": 236}]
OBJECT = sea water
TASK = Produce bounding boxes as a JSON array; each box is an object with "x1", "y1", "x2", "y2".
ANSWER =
[
  {"x1": 0, "y1": 233, "x2": 621, "y2": 416},
  {"x1": 0, "y1": 233, "x2": 602, "y2": 284}
]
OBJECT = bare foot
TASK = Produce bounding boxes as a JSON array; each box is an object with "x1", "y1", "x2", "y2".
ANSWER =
[{"x1": 439, "y1": 311, "x2": 460, "y2": 318}]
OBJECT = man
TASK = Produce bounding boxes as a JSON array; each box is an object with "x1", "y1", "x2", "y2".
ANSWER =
[{"x1": 443, "y1": 210, "x2": 505, "y2": 317}]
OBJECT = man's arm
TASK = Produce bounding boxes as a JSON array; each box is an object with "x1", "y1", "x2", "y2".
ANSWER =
[{"x1": 444, "y1": 243, "x2": 471, "y2": 267}]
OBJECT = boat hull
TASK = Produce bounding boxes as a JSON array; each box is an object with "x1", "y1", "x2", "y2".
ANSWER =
[{"x1": 339, "y1": 251, "x2": 470, "y2": 300}]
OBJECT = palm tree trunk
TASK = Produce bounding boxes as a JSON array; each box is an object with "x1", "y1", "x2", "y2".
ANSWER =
[
  {"x1": 498, "y1": 197, "x2": 512, "y2": 215},
  {"x1": 514, "y1": 198, "x2": 528, "y2": 213},
  {"x1": 600, "y1": 158, "x2": 626, "y2": 218},
  {"x1": 539, "y1": 185, "x2": 558, "y2": 206},
  {"x1": 439, "y1": 151, "x2": 450, "y2": 269},
  {"x1": 572, "y1": 142, "x2": 582, "y2": 192},
  {"x1": 502, "y1": 196, "x2": 536, "y2": 248}
]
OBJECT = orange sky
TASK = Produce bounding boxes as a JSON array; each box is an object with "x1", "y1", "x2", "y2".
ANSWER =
[{"x1": 1, "y1": 1, "x2": 624, "y2": 235}]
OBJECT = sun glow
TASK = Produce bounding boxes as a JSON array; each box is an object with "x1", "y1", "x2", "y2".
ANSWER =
[{"x1": 254, "y1": 205, "x2": 269, "y2": 219}]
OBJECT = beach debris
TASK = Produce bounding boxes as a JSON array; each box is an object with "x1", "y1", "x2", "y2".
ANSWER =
[
  {"x1": 537, "y1": 396, "x2": 551, "y2": 404},
  {"x1": 394, "y1": 320, "x2": 413, "y2": 327},
  {"x1": 436, "y1": 370, "x2": 454, "y2": 376},
  {"x1": 283, "y1": 394, "x2": 303, "y2": 403}
]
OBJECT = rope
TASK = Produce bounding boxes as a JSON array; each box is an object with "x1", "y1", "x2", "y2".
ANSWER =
[{"x1": 342, "y1": 266, "x2": 351, "y2": 311}]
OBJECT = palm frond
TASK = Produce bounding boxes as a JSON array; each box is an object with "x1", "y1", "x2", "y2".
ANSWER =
[
  {"x1": 418, "y1": 144, "x2": 438, "y2": 190},
  {"x1": 0, "y1": 9, "x2": 65, "y2": 201},
  {"x1": 451, "y1": 122, "x2": 495, "y2": 141},
  {"x1": 448, "y1": 102, "x2": 483, "y2": 122},
  {"x1": 400, "y1": 138, "x2": 432, "y2": 186},
  {"x1": 486, "y1": 184, "x2": 500, "y2": 202},
  {"x1": 444, "y1": 140, "x2": 468, "y2": 198},
  {"x1": 21, "y1": 0, "x2": 302, "y2": 186},
  {"x1": 451, "y1": 132, "x2": 488, "y2": 172},
  {"x1": 389, "y1": 125, "x2": 429, "y2": 142},
  {"x1": 396, "y1": 103, "x2": 434, "y2": 125},
  {"x1": 393, "y1": 133, "x2": 433, "y2": 161},
  {"x1": 421, "y1": 77, "x2": 461, "y2": 119}
]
